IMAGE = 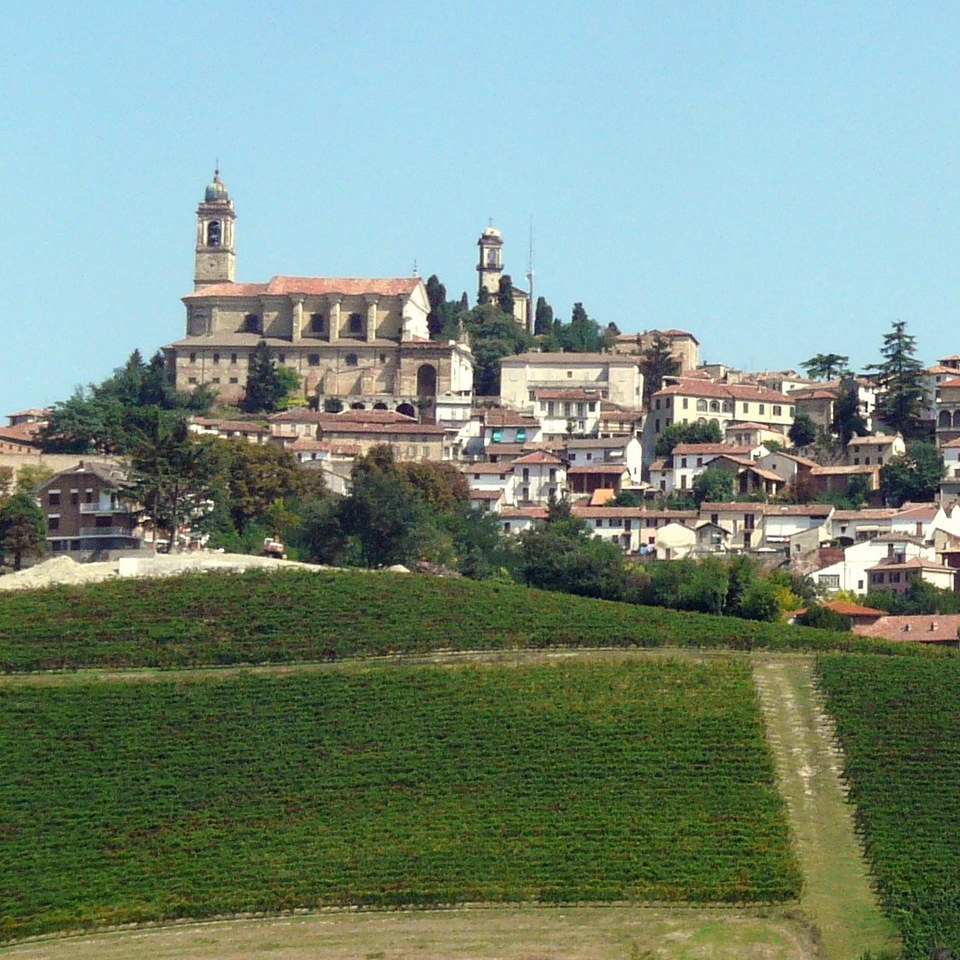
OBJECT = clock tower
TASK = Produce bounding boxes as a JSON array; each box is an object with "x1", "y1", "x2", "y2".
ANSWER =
[{"x1": 194, "y1": 169, "x2": 236, "y2": 290}]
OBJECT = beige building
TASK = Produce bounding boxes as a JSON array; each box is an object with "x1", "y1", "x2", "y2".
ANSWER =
[
  {"x1": 612, "y1": 329, "x2": 700, "y2": 373},
  {"x1": 500, "y1": 352, "x2": 644, "y2": 411},
  {"x1": 165, "y1": 172, "x2": 474, "y2": 412}
]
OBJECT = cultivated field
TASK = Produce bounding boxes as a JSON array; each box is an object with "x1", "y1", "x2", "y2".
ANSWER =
[
  {"x1": 0, "y1": 568, "x2": 920, "y2": 671},
  {"x1": 0, "y1": 659, "x2": 799, "y2": 942},
  {"x1": 818, "y1": 654, "x2": 960, "y2": 960}
]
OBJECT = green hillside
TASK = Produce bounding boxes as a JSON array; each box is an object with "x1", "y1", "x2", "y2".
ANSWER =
[
  {"x1": 0, "y1": 568, "x2": 929, "y2": 672},
  {"x1": 0, "y1": 659, "x2": 799, "y2": 941}
]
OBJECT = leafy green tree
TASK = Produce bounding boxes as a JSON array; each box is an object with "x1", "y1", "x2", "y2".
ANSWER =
[
  {"x1": 868, "y1": 320, "x2": 928, "y2": 438},
  {"x1": 639, "y1": 335, "x2": 681, "y2": 407},
  {"x1": 611, "y1": 489, "x2": 646, "y2": 507},
  {"x1": 452, "y1": 304, "x2": 534, "y2": 395},
  {"x1": 788, "y1": 413, "x2": 818, "y2": 448},
  {"x1": 737, "y1": 579, "x2": 782, "y2": 622},
  {"x1": 724, "y1": 555, "x2": 760, "y2": 617},
  {"x1": 323, "y1": 397, "x2": 344, "y2": 413},
  {"x1": 396, "y1": 461, "x2": 469, "y2": 513},
  {"x1": 833, "y1": 384, "x2": 868, "y2": 445},
  {"x1": 654, "y1": 421, "x2": 723, "y2": 458},
  {"x1": 692, "y1": 467, "x2": 734, "y2": 505},
  {"x1": 880, "y1": 442, "x2": 944, "y2": 506},
  {"x1": 0, "y1": 492, "x2": 46, "y2": 570},
  {"x1": 559, "y1": 302, "x2": 604, "y2": 352},
  {"x1": 124, "y1": 412, "x2": 214, "y2": 546},
  {"x1": 497, "y1": 275, "x2": 515, "y2": 315},
  {"x1": 14, "y1": 464, "x2": 54, "y2": 495},
  {"x1": 534, "y1": 296, "x2": 554, "y2": 336},
  {"x1": 801, "y1": 353, "x2": 850, "y2": 381},
  {"x1": 649, "y1": 557, "x2": 729, "y2": 615},
  {"x1": 796, "y1": 603, "x2": 852, "y2": 631},
  {"x1": 342, "y1": 451, "x2": 427, "y2": 567}
]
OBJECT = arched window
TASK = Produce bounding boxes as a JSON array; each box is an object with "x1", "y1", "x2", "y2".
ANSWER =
[
  {"x1": 345, "y1": 353, "x2": 359, "y2": 366},
  {"x1": 709, "y1": 400, "x2": 720, "y2": 413},
  {"x1": 207, "y1": 221, "x2": 221, "y2": 247},
  {"x1": 696, "y1": 399, "x2": 707, "y2": 412},
  {"x1": 940, "y1": 410, "x2": 952, "y2": 428},
  {"x1": 953, "y1": 410, "x2": 960, "y2": 428}
]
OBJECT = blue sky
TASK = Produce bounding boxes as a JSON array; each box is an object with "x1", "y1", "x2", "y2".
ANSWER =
[{"x1": 3, "y1": 1, "x2": 960, "y2": 416}]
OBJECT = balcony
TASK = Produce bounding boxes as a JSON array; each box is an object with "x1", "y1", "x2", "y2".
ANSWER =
[{"x1": 80, "y1": 503, "x2": 121, "y2": 515}]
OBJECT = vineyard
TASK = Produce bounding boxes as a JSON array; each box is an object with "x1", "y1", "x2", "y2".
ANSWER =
[
  {"x1": 0, "y1": 659, "x2": 801, "y2": 941},
  {"x1": 0, "y1": 568, "x2": 927, "y2": 671},
  {"x1": 817, "y1": 654, "x2": 960, "y2": 959}
]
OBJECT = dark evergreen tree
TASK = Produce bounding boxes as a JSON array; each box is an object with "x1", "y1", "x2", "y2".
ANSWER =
[
  {"x1": 477, "y1": 285, "x2": 491, "y2": 305},
  {"x1": 868, "y1": 320, "x2": 928, "y2": 438},
  {"x1": 0, "y1": 492, "x2": 46, "y2": 570},
  {"x1": 832, "y1": 384, "x2": 868, "y2": 444},
  {"x1": 425, "y1": 274, "x2": 446, "y2": 340},
  {"x1": 800, "y1": 353, "x2": 850, "y2": 381},
  {"x1": 497, "y1": 275, "x2": 515, "y2": 315},
  {"x1": 639, "y1": 334, "x2": 681, "y2": 406},
  {"x1": 534, "y1": 296, "x2": 554, "y2": 335},
  {"x1": 241, "y1": 340, "x2": 286, "y2": 413},
  {"x1": 788, "y1": 413, "x2": 818, "y2": 448}
]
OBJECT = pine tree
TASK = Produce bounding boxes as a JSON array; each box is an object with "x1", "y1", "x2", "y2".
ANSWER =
[
  {"x1": 534, "y1": 296, "x2": 554, "y2": 335},
  {"x1": 639, "y1": 334, "x2": 680, "y2": 406},
  {"x1": 241, "y1": 340, "x2": 285, "y2": 413},
  {"x1": 868, "y1": 320, "x2": 928, "y2": 438},
  {"x1": 497, "y1": 275, "x2": 515, "y2": 315},
  {"x1": 425, "y1": 274, "x2": 446, "y2": 339}
]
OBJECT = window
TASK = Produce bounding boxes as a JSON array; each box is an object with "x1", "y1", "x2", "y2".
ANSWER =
[
  {"x1": 278, "y1": 353, "x2": 286, "y2": 364},
  {"x1": 680, "y1": 457, "x2": 687, "y2": 468},
  {"x1": 188, "y1": 377, "x2": 198, "y2": 384},
  {"x1": 48, "y1": 491, "x2": 61, "y2": 506},
  {"x1": 522, "y1": 468, "x2": 530, "y2": 481},
  {"x1": 682, "y1": 398, "x2": 688, "y2": 409},
  {"x1": 207, "y1": 220, "x2": 221, "y2": 246},
  {"x1": 345, "y1": 353, "x2": 358, "y2": 366},
  {"x1": 85, "y1": 489, "x2": 94, "y2": 504},
  {"x1": 516, "y1": 428, "x2": 526, "y2": 442},
  {"x1": 696, "y1": 399, "x2": 707, "y2": 412},
  {"x1": 231, "y1": 353, "x2": 238, "y2": 364},
  {"x1": 211, "y1": 377, "x2": 220, "y2": 384},
  {"x1": 528, "y1": 390, "x2": 536, "y2": 401},
  {"x1": 212, "y1": 353, "x2": 220, "y2": 364},
  {"x1": 229, "y1": 377, "x2": 238, "y2": 384},
  {"x1": 773, "y1": 405, "x2": 782, "y2": 416},
  {"x1": 742, "y1": 402, "x2": 750, "y2": 413},
  {"x1": 308, "y1": 354, "x2": 320, "y2": 366},
  {"x1": 244, "y1": 314, "x2": 260, "y2": 333},
  {"x1": 189, "y1": 352, "x2": 197, "y2": 363},
  {"x1": 70, "y1": 491, "x2": 78, "y2": 505},
  {"x1": 567, "y1": 371, "x2": 573, "y2": 378},
  {"x1": 818, "y1": 574, "x2": 840, "y2": 588},
  {"x1": 310, "y1": 313, "x2": 324, "y2": 333},
  {"x1": 379, "y1": 353, "x2": 387, "y2": 363},
  {"x1": 595, "y1": 519, "x2": 603, "y2": 528},
  {"x1": 491, "y1": 429, "x2": 502, "y2": 443},
  {"x1": 48, "y1": 516, "x2": 60, "y2": 530},
  {"x1": 348, "y1": 312, "x2": 363, "y2": 334},
  {"x1": 759, "y1": 403, "x2": 765, "y2": 414},
  {"x1": 95, "y1": 515, "x2": 112, "y2": 529}
]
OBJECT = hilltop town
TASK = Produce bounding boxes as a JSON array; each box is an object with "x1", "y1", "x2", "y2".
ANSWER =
[{"x1": 3, "y1": 171, "x2": 960, "y2": 633}]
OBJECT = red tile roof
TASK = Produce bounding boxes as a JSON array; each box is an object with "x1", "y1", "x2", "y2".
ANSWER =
[
  {"x1": 855, "y1": 614, "x2": 960, "y2": 643},
  {"x1": 567, "y1": 464, "x2": 629, "y2": 475},
  {"x1": 512, "y1": 451, "x2": 565, "y2": 465},
  {"x1": 654, "y1": 380, "x2": 792, "y2": 403},
  {"x1": 506, "y1": 352, "x2": 639, "y2": 365},
  {"x1": 673, "y1": 443, "x2": 754, "y2": 456},
  {"x1": 184, "y1": 276, "x2": 421, "y2": 300}
]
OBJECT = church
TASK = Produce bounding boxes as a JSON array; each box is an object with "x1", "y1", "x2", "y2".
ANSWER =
[{"x1": 164, "y1": 172, "x2": 474, "y2": 415}]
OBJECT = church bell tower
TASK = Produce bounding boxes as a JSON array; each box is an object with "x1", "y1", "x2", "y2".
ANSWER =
[
  {"x1": 194, "y1": 169, "x2": 236, "y2": 290},
  {"x1": 476, "y1": 225, "x2": 503, "y2": 300}
]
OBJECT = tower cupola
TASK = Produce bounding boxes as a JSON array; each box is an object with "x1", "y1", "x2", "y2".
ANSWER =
[{"x1": 194, "y1": 167, "x2": 236, "y2": 289}]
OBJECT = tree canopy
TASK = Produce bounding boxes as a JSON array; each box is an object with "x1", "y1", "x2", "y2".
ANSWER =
[
  {"x1": 801, "y1": 353, "x2": 850, "y2": 381},
  {"x1": 868, "y1": 320, "x2": 928, "y2": 439},
  {"x1": 879, "y1": 442, "x2": 944, "y2": 506},
  {"x1": 241, "y1": 340, "x2": 300, "y2": 413},
  {"x1": 639, "y1": 335, "x2": 681, "y2": 407},
  {"x1": 654, "y1": 421, "x2": 723, "y2": 458},
  {"x1": 0, "y1": 492, "x2": 46, "y2": 571}
]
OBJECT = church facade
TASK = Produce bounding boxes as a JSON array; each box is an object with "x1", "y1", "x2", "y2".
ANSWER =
[{"x1": 164, "y1": 172, "x2": 474, "y2": 412}]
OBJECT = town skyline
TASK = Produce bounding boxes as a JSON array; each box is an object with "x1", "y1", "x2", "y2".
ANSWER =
[{"x1": 5, "y1": 3, "x2": 960, "y2": 416}]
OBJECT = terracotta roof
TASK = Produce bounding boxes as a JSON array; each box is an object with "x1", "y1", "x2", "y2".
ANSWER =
[
  {"x1": 654, "y1": 380, "x2": 792, "y2": 403},
  {"x1": 822, "y1": 600, "x2": 887, "y2": 617},
  {"x1": 572, "y1": 506, "x2": 697, "y2": 519},
  {"x1": 469, "y1": 489, "x2": 504, "y2": 500},
  {"x1": 942, "y1": 437, "x2": 960, "y2": 448},
  {"x1": 893, "y1": 504, "x2": 938, "y2": 520},
  {"x1": 927, "y1": 364, "x2": 958, "y2": 374},
  {"x1": 939, "y1": 377, "x2": 960, "y2": 388},
  {"x1": 833, "y1": 509, "x2": 897, "y2": 520},
  {"x1": 504, "y1": 352, "x2": 639, "y2": 365},
  {"x1": 567, "y1": 437, "x2": 629, "y2": 449},
  {"x1": 567, "y1": 464, "x2": 629, "y2": 475},
  {"x1": 7, "y1": 408, "x2": 47, "y2": 418},
  {"x1": 484, "y1": 411, "x2": 540, "y2": 428},
  {"x1": 465, "y1": 464, "x2": 511, "y2": 475},
  {"x1": 500, "y1": 507, "x2": 549, "y2": 519},
  {"x1": 810, "y1": 464, "x2": 879, "y2": 476},
  {"x1": 535, "y1": 388, "x2": 604, "y2": 400},
  {"x1": 855, "y1": 614, "x2": 960, "y2": 642},
  {"x1": 512, "y1": 451, "x2": 565, "y2": 465},
  {"x1": 589, "y1": 488, "x2": 618, "y2": 506},
  {"x1": 184, "y1": 276, "x2": 421, "y2": 300},
  {"x1": 867, "y1": 557, "x2": 950, "y2": 573},
  {"x1": 0, "y1": 426, "x2": 41, "y2": 446},
  {"x1": 727, "y1": 421, "x2": 786, "y2": 432},
  {"x1": 318, "y1": 422, "x2": 446, "y2": 436},
  {"x1": 765, "y1": 504, "x2": 835, "y2": 517},
  {"x1": 791, "y1": 389, "x2": 838, "y2": 401},
  {"x1": 847, "y1": 434, "x2": 902, "y2": 446},
  {"x1": 673, "y1": 443, "x2": 754, "y2": 456}
]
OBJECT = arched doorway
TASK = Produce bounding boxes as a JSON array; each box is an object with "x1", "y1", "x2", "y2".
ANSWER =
[
  {"x1": 396, "y1": 402, "x2": 416, "y2": 419},
  {"x1": 416, "y1": 364, "x2": 438, "y2": 398}
]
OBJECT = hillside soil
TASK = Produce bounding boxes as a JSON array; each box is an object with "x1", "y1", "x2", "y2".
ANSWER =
[
  {"x1": 0, "y1": 906, "x2": 818, "y2": 960},
  {"x1": 752, "y1": 657, "x2": 900, "y2": 960}
]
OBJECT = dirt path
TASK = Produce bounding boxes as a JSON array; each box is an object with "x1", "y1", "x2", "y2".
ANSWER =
[
  {"x1": 752, "y1": 657, "x2": 898, "y2": 960},
  {"x1": 0, "y1": 906, "x2": 818, "y2": 960}
]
